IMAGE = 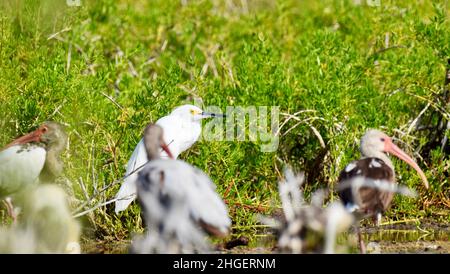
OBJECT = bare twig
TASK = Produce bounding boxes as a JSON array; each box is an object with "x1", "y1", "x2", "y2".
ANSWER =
[
  {"x1": 406, "y1": 91, "x2": 450, "y2": 120},
  {"x1": 223, "y1": 179, "x2": 235, "y2": 199},
  {"x1": 379, "y1": 218, "x2": 420, "y2": 226},
  {"x1": 101, "y1": 92, "x2": 123, "y2": 110},
  {"x1": 308, "y1": 124, "x2": 326, "y2": 148},
  {"x1": 47, "y1": 27, "x2": 71, "y2": 40},
  {"x1": 406, "y1": 102, "x2": 431, "y2": 135},
  {"x1": 73, "y1": 196, "x2": 126, "y2": 218},
  {"x1": 224, "y1": 201, "x2": 268, "y2": 213},
  {"x1": 277, "y1": 110, "x2": 323, "y2": 136},
  {"x1": 372, "y1": 45, "x2": 407, "y2": 56},
  {"x1": 71, "y1": 141, "x2": 175, "y2": 215},
  {"x1": 78, "y1": 177, "x2": 90, "y2": 201},
  {"x1": 128, "y1": 61, "x2": 138, "y2": 77},
  {"x1": 66, "y1": 42, "x2": 72, "y2": 74}
]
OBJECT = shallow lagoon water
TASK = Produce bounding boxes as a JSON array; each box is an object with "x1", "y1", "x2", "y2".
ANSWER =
[{"x1": 81, "y1": 219, "x2": 450, "y2": 254}]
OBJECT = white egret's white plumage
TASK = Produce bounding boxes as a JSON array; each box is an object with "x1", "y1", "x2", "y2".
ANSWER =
[
  {"x1": 131, "y1": 124, "x2": 230, "y2": 253},
  {"x1": 115, "y1": 104, "x2": 225, "y2": 214}
]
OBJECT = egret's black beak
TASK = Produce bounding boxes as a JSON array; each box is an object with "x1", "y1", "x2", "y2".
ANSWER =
[{"x1": 201, "y1": 112, "x2": 226, "y2": 118}]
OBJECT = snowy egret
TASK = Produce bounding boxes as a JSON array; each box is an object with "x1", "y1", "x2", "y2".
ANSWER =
[
  {"x1": 0, "y1": 121, "x2": 67, "y2": 221},
  {"x1": 115, "y1": 104, "x2": 225, "y2": 214},
  {"x1": 131, "y1": 124, "x2": 231, "y2": 253}
]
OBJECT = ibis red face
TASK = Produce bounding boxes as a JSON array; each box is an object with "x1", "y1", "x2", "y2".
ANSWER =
[
  {"x1": 384, "y1": 138, "x2": 429, "y2": 189},
  {"x1": 3, "y1": 125, "x2": 47, "y2": 150}
]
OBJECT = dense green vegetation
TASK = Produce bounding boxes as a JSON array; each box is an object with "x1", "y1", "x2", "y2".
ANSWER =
[{"x1": 0, "y1": 0, "x2": 449, "y2": 245}]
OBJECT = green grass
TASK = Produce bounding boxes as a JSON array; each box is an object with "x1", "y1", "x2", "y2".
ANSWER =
[{"x1": 0, "y1": 0, "x2": 449, "y2": 244}]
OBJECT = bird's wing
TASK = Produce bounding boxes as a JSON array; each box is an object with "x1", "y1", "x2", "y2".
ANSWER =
[
  {"x1": 115, "y1": 139, "x2": 148, "y2": 213},
  {"x1": 134, "y1": 162, "x2": 211, "y2": 252},
  {"x1": 179, "y1": 118, "x2": 201, "y2": 153},
  {"x1": 136, "y1": 160, "x2": 203, "y2": 248},
  {"x1": 338, "y1": 158, "x2": 395, "y2": 214},
  {"x1": 143, "y1": 160, "x2": 231, "y2": 235},
  {"x1": 182, "y1": 163, "x2": 231, "y2": 236},
  {"x1": 0, "y1": 145, "x2": 46, "y2": 197}
]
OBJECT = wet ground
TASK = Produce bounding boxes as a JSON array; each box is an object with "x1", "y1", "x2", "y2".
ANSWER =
[
  {"x1": 358, "y1": 219, "x2": 450, "y2": 254},
  {"x1": 81, "y1": 219, "x2": 450, "y2": 254}
]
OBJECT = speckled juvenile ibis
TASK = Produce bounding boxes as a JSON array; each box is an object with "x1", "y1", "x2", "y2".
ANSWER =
[
  {"x1": 131, "y1": 124, "x2": 231, "y2": 254},
  {"x1": 0, "y1": 121, "x2": 67, "y2": 221},
  {"x1": 115, "y1": 105, "x2": 225, "y2": 214},
  {"x1": 337, "y1": 129, "x2": 429, "y2": 253},
  {"x1": 338, "y1": 129, "x2": 429, "y2": 221}
]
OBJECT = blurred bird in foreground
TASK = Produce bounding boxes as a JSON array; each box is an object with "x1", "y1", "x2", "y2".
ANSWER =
[
  {"x1": 262, "y1": 168, "x2": 355, "y2": 254},
  {"x1": 131, "y1": 124, "x2": 231, "y2": 254},
  {"x1": 263, "y1": 168, "x2": 417, "y2": 254},
  {"x1": 0, "y1": 184, "x2": 80, "y2": 254}
]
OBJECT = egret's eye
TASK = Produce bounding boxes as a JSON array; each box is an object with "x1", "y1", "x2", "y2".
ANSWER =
[
  {"x1": 380, "y1": 138, "x2": 385, "y2": 142},
  {"x1": 190, "y1": 109, "x2": 196, "y2": 115}
]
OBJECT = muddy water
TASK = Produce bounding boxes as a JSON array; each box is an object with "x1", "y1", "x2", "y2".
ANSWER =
[
  {"x1": 82, "y1": 220, "x2": 450, "y2": 254},
  {"x1": 358, "y1": 221, "x2": 450, "y2": 254}
]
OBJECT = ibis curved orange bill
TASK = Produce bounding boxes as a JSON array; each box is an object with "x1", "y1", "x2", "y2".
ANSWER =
[{"x1": 385, "y1": 140, "x2": 429, "y2": 189}]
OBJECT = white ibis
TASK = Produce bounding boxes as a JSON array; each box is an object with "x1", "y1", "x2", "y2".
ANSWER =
[
  {"x1": 337, "y1": 129, "x2": 429, "y2": 252},
  {"x1": 0, "y1": 121, "x2": 67, "y2": 221},
  {"x1": 115, "y1": 105, "x2": 226, "y2": 214},
  {"x1": 0, "y1": 184, "x2": 80, "y2": 254},
  {"x1": 131, "y1": 124, "x2": 231, "y2": 253}
]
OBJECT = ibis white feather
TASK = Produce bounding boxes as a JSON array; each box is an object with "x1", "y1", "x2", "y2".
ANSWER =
[{"x1": 0, "y1": 145, "x2": 46, "y2": 197}]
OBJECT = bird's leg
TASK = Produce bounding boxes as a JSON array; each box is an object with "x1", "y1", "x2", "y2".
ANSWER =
[
  {"x1": 356, "y1": 225, "x2": 366, "y2": 254},
  {"x1": 2, "y1": 197, "x2": 17, "y2": 224}
]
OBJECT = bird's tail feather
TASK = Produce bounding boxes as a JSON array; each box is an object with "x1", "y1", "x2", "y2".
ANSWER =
[{"x1": 114, "y1": 175, "x2": 138, "y2": 214}]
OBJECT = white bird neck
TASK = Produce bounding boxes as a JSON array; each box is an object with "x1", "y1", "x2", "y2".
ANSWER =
[{"x1": 39, "y1": 149, "x2": 64, "y2": 182}]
